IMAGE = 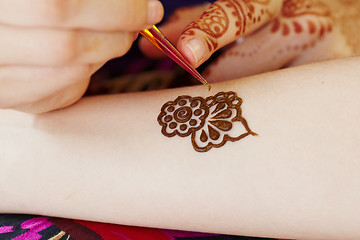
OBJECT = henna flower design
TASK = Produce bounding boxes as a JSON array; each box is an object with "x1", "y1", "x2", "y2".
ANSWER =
[
  {"x1": 158, "y1": 96, "x2": 209, "y2": 137},
  {"x1": 158, "y1": 92, "x2": 256, "y2": 152}
]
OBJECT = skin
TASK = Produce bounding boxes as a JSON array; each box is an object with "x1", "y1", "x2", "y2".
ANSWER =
[
  {"x1": 178, "y1": 0, "x2": 283, "y2": 67},
  {"x1": 0, "y1": 0, "x2": 164, "y2": 113},
  {"x1": 140, "y1": 0, "x2": 360, "y2": 82},
  {"x1": 1, "y1": 57, "x2": 360, "y2": 240}
]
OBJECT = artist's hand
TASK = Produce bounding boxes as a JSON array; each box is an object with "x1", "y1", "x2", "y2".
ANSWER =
[
  {"x1": 0, "y1": 0, "x2": 163, "y2": 113},
  {"x1": 141, "y1": 0, "x2": 359, "y2": 82}
]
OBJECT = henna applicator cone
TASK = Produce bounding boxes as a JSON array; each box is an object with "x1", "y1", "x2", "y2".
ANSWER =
[{"x1": 140, "y1": 25, "x2": 212, "y2": 90}]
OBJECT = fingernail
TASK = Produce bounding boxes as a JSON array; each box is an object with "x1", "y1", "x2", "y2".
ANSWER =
[
  {"x1": 185, "y1": 38, "x2": 205, "y2": 67},
  {"x1": 147, "y1": 0, "x2": 164, "y2": 25}
]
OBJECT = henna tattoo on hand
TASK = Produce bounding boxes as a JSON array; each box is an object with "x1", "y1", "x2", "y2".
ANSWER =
[
  {"x1": 158, "y1": 91, "x2": 256, "y2": 152},
  {"x1": 181, "y1": 0, "x2": 271, "y2": 52},
  {"x1": 270, "y1": 0, "x2": 332, "y2": 38},
  {"x1": 181, "y1": 2, "x2": 229, "y2": 52},
  {"x1": 266, "y1": 0, "x2": 334, "y2": 58}
]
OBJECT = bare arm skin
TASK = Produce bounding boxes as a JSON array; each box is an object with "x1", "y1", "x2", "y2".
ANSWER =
[{"x1": 1, "y1": 57, "x2": 360, "y2": 239}]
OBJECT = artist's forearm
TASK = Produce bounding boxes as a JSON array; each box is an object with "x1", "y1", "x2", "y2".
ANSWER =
[{"x1": 1, "y1": 57, "x2": 360, "y2": 239}]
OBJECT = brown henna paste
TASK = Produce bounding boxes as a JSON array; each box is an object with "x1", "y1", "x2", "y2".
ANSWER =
[{"x1": 158, "y1": 91, "x2": 256, "y2": 152}]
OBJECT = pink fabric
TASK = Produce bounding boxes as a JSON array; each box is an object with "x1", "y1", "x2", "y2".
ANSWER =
[
  {"x1": 0, "y1": 226, "x2": 13, "y2": 234},
  {"x1": 12, "y1": 217, "x2": 52, "y2": 240}
]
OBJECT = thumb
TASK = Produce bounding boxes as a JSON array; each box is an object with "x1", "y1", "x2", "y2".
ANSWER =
[
  {"x1": 139, "y1": 4, "x2": 209, "y2": 59},
  {"x1": 177, "y1": 0, "x2": 283, "y2": 68}
]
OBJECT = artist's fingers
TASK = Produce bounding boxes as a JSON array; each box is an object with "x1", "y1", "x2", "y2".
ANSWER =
[
  {"x1": 0, "y1": 0, "x2": 164, "y2": 31},
  {"x1": 13, "y1": 78, "x2": 90, "y2": 114},
  {"x1": 139, "y1": 4, "x2": 209, "y2": 58},
  {"x1": 177, "y1": 0, "x2": 283, "y2": 67},
  {"x1": 0, "y1": 63, "x2": 101, "y2": 113},
  {"x1": 0, "y1": 24, "x2": 136, "y2": 66},
  {"x1": 204, "y1": 0, "x2": 348, "y2": 82}
]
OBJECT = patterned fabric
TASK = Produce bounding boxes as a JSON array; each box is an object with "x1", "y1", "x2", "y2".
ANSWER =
[{"x1": 0, "y1": 215, "x2": 278, "y2": 240}]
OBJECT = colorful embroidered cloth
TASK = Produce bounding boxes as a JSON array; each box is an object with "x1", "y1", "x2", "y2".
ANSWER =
[{"x1": 0, "y1": 215, "x2": 280, "y2": 240}]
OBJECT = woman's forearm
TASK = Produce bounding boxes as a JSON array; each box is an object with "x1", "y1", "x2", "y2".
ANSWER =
[{"x1": 1, "y1": 57, "x2": 360, "y2": 239}]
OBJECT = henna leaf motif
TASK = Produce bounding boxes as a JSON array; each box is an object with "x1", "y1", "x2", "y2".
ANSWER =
[{"x1": 191, "y1": 91, "x2": 255, "y2": 152}]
